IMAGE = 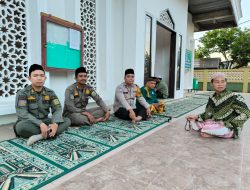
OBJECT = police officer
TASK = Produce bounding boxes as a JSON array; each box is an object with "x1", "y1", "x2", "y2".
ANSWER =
[
  {"x1": 63, "y1": 67, "x2": 110, "y2": 126},
  {"x1": 113, "y1": 69, "x2": 151, "y2": 123},
  {"x1": 15, "y1": 64, "x2": 71, "y2": 145}
]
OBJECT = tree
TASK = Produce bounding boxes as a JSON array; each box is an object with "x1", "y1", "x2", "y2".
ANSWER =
[
  {"x1": 196, "y1": 28, "x2": 250, "y2": 68},
  {"x1": 230, "y1": 29, "x2": 250, "y2": 68}
]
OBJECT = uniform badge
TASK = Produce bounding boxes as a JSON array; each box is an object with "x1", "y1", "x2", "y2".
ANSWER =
[
  {"x1": 18, "y1": 100, "x2": 27, "y2": 107},
  {"x1": 85, "y1": 89, "x2": 91, "y2": 95},
  {"x1": 28, "y1": 96, "x2": 36, "y2": 101},
  {"x1": 44, "y1": 95, "x2": 50, "y2": 101},
  {"x1": 74, "y1": 89, "x2": 79, "y2": 97},
  {"x1": 52, "y1": 99, "x2": 60, "y2": 106},
  {"x1": 70, "y1": 94, "x2": 74, "y2": 100}
]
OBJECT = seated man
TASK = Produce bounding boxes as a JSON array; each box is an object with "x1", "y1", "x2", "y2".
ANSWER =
[
  {"x1": 113, "y1": 68, "x2": 151, "y2": 123},
  {"x1": 141, "y1": 77, "x2": 165, "y2": 114},
  {"x1": 15, "y1": 64, "x2": 71, "y2": 146},
  {"x1": 155, "y1": 75, "x2": 168, "y2": 99},
  {"x1": 186, "y1": 72, "x2": 250, "y2": 138},
  {"x1": 63, "y1": 67, "x2": 110, "y2": 126}
]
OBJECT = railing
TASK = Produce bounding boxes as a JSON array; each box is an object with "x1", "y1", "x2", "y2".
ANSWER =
[{"x1": 194, "y1": 69, "x2": 250, "y2": 93}]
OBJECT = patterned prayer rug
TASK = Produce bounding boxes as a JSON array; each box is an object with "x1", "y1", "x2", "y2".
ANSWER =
[
  {"x1": 157, "y1": 95, "x2": 209, "y2": 118},
  {"x1": 0, "y1": 141, "x2": 64, "y2": 190},
  {"x1": 99, "y1": 115, "x2": 171, "y2": 134},
  {"x1": 0, "y1": 114, "x2": 171, "y2": 189}
]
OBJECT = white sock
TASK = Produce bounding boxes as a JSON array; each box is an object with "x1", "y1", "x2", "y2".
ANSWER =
[{"x1": 27, "y1": 134, "x2": 43, "y2": 146}]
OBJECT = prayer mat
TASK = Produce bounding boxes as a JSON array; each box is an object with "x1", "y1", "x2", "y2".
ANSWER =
[
  {"x1": 157, "y1": 95, "x2": 208, "y2": 118},
  {"x1": 99, "y1": 115, "x2": 171, "y2": 134},
  {"x1": 0, "y1": 141, "x2": 64, "y2": 190},
  {"x1": 0, "y1": 114, "x2": 171, "y2": 189},
  {"x1": 11, "y1": 133, "x2": 110, "y2": 170}
]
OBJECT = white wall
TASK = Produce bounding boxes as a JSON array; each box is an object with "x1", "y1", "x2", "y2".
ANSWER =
[
  {"x1": 0, "y1": 0, "x2": 193, "y2": 115},
  {"x1": 184, "y1": 13, "x2": 195, "y2": 89},
  {"x1": 27, "y1": 0, "x2": 77, "y2": 105},
  {"x1": 144, "y1": 0, "x2": 189, "y2": 98},
  {"x1": 96, "y1": 0, "x2": 146, "y2": 103}
]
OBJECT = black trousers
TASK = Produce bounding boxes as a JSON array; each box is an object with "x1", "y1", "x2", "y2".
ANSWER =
[{"x1": 114, "y1": 104, "x2": 147, "y2": 121}]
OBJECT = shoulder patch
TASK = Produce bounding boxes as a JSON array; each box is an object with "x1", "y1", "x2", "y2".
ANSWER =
[
  {"x1": 70, "y1": 94, "x2": 74, "y2": 100},
  {"x1": 52, "y1": 99, "x2": 60, "y2": 106},
  {"x1": 18, "y1": 100, "x2": 27, "y2": 107},
  {"x1": 135, "y1": 87, "x2": 142, "y2": 97},
  {"x1": 91, "y1": 90, "x2": 97, "y2": 97}
]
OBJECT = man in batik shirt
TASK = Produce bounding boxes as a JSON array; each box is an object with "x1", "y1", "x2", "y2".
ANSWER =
[{"x1": 187, "y1": 72, "x2": 250, "y2": 138}]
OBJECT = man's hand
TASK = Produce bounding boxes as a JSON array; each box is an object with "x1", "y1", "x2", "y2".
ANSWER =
[
  {"x1": 186, "y1": 115, "x2": 198, "y2": 121},
  {"x1": 82, "y1": 112, "x2": 96, "y2": 124},
  {"x1": 128, "y1": 109, "x2": 136, "y2": 120},
  {"x1": 40, "y1": 123, "x2": 48, "y2": 139},
  {"x1": 49, "y1": 123, "x2": 58, "y2": 137},
  {"x1": 103, "y1": 111, "x2": 110, "y2": 121},
  {"x1": 146, "y1": 107, "x2": 151, "y2": 117}
]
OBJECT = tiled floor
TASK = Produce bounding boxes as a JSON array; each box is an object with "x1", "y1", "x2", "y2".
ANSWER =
[{"x1": 1, "y1": 93, "x2": 250, "y2": 190}]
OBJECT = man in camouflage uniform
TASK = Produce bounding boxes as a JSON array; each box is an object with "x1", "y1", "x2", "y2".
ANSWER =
[
  {"x1": 113, "y1": 69, "x2": 151, "y2": 123},
  {"x1": 15, "y1": 64, "x2": 71, "y2": 145},
  {"x1": 63, "y1": 67, "x2": 110, "y2": 126}
]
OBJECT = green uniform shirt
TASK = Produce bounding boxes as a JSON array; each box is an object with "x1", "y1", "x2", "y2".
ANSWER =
[
  {"x1": 63, "y1": 83, "x2": 109, "y2": 116},
  {"x1": 156, "y1": 80, "x2": 168, "y2": 97},
  {"x1": 198, "y1": 90, "x2": 250, "y2": 138},
  {"x1": 15, "y1": 85, "x2": 64, "y2": 126},
  {"x1": 141, "y1": 86, "x2": 158, "y2": 104}
]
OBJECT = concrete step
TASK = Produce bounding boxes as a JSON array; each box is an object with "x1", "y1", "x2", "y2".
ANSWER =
[{"x1": 0, "y1": 114, "x2": 17, "y2": 126}]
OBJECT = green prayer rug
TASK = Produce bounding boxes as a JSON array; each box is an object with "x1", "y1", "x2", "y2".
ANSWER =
[
  {"x1": 0, "y1": 114, "x2": 171, "y2": 190},
  {"x1": 158, "y1": 95, "x2": 209, "y2": 118},
  {"x1": 0, "y1": 141, "x2": 64, "y2": 190},
  {"x1": 11, "y1": 133, "x2": 111, "y2": 170},
  {"x1": 67, "y1": 124, "x2": 138, "y2": 147},
  {"x1": 99, "y1": 115, "x2": 171, "y2": 134}
]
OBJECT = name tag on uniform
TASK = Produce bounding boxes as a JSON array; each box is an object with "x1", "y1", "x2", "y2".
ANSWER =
[{"x1": 123, "y1": 92, "x2": 128, "y2": 94}]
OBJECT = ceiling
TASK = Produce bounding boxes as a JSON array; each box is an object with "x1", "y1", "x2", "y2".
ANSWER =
[{"x1": 189, "y1": 0, "x2": 238, "y2": 32}]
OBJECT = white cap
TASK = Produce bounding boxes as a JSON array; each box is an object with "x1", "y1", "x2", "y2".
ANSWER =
[
  {"x1": 155, "y1": 75, "x2": 162, "y2": 79},
  {"x1": 211, "y1": 72, "x2": 227, "y2": 81}
]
